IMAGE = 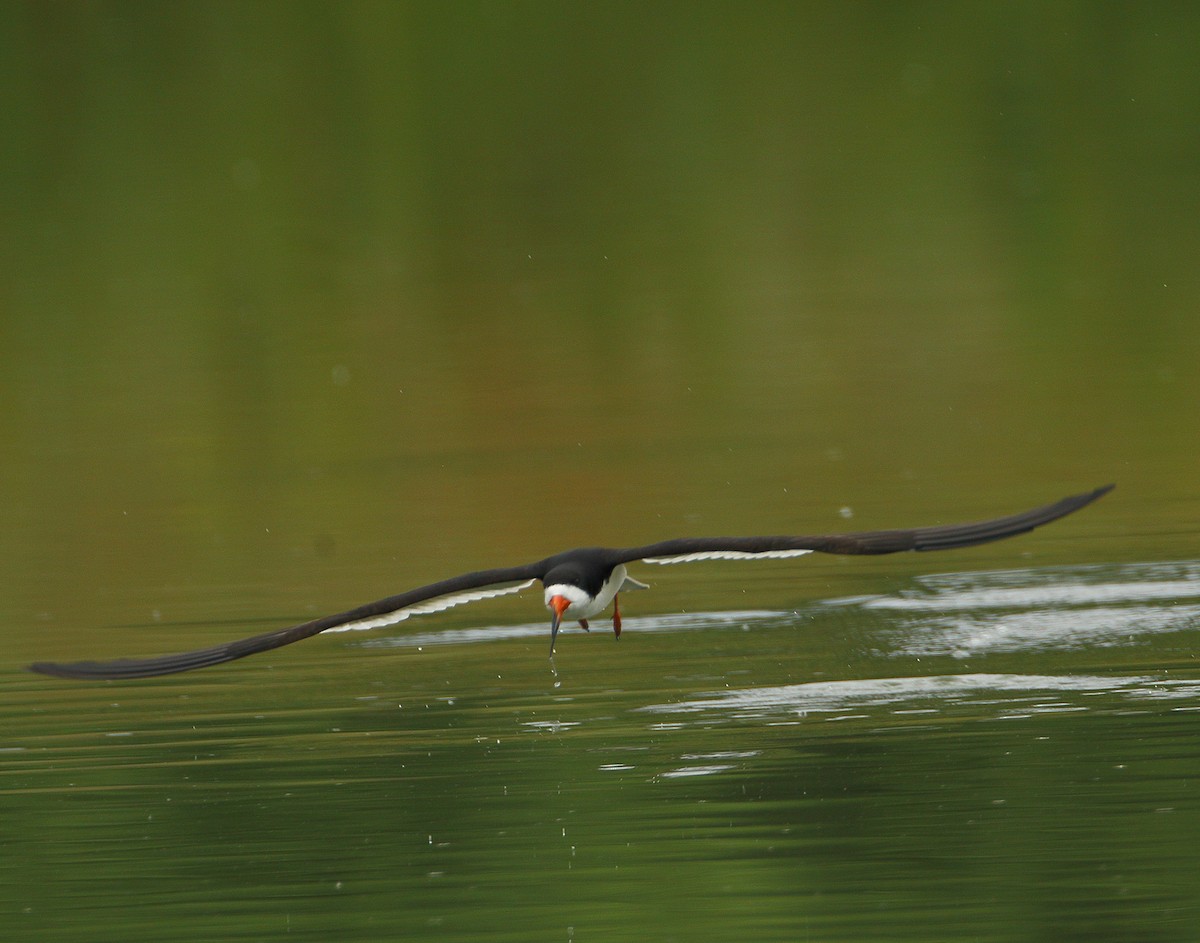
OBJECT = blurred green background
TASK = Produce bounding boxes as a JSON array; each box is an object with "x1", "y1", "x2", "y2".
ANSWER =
[
  {"x1": 2, "y1": 3, "x2": 1199, "y2": 941},
  {"x1": 3, "y1": 5, "x2": 1195, "y2": 610}
]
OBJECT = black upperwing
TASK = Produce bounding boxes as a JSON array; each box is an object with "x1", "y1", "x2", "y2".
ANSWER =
[
  {"x1": 28, "y1": 563, "x2": 544, "y2": 680},
  {"x1": 612, "y1": 485, "x2": 1113, "y2": 564}
]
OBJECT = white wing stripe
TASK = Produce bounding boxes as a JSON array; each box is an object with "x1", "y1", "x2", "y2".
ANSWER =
[
  {"x1": 327, "y1": 579, "x2": 537, "y2": 634},
  {"x1": 642, "y1": 549, "x2": 814, "y2": 565}
]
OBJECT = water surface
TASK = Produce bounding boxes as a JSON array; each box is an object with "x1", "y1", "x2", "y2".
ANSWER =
[{"x1": 4, "y1": 5, "x2": 1200, "y2": 942}]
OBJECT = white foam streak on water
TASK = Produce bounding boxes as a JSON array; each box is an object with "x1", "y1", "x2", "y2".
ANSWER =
[
  {"x1": 640, "y1": 673, "x2": 1200, "y2": 721},
  {"x1": 358, "y1": 609, "x2": 784, "y2": 649},
  {"x1": 837, "y1": 578, "x2": 1200, "y2": 611},
  {"x1": 827, "y1": 561, "x2": 1200, "y2": 657},
  {"x1": 823, "y1": 562, "x2": 1200, "y2": 613},
  {"x1": 897, "y1": 604, "x2": 1200, "y2": 658}
]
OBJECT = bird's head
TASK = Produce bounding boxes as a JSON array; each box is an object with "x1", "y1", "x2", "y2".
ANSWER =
[{"x1": 542, "y1": 570, "x2": 590, "y2": 654}]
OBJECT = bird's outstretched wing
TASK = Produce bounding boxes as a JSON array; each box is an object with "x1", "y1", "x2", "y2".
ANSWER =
[
  {"x1": 28, "y1": 565, "x2": 542, "y2": 681},
  {"x1": 613, "y1": 484, "x2": 1113, "y2": 564},
  {"x1": 27, "y1": 485, "x2": 1113, "y2": 681}
]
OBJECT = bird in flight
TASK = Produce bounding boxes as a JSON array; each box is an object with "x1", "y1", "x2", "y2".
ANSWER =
[{"x1": 28, "y1": 484, "x2": 1112, "y2": 680}]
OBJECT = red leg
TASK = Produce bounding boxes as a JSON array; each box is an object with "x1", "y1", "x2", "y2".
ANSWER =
[
  {"x1": 612, "y1": 594, "x2": 622, "y2": 638},
  {"x1": 579, "y1": 619, "x2": 589, "y2": 631}
]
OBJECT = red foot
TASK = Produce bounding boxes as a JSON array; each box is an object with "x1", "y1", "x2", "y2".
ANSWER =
[{"x1": 579, "y1": 619, "x2": 589, "y2": 631}]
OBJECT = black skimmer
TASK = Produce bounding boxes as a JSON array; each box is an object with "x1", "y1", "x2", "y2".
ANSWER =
[{"x1": 28, "y1": 484, "x2": 1112, "y2": 680}]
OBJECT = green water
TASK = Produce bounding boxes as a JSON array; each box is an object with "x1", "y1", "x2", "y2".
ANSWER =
[{"x1": 3, "y1": 4, "x2": 1200, "y2": 941}]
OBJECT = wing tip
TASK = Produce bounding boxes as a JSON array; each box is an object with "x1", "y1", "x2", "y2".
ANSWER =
[
  {"x1": 26, "y1": 656, "x2": 207, "y2": 681},
  {"x1": 27, "y1": 660, "x2": 105, "y2": 681},
  {"x1": 1067, "y1": 482, "x2": 1115, "y2": 512}
]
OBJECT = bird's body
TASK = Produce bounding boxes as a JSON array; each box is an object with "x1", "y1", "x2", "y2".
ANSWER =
[
  {"x1": 544, "y1": 559, "x2": 629, "y2": 623},
  {"x1": 543, "y1": 560, "x2": 649, "y2": 642},
  {"x1": 28, "y1": 485, "x2": 1113, "y2": 680}
]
